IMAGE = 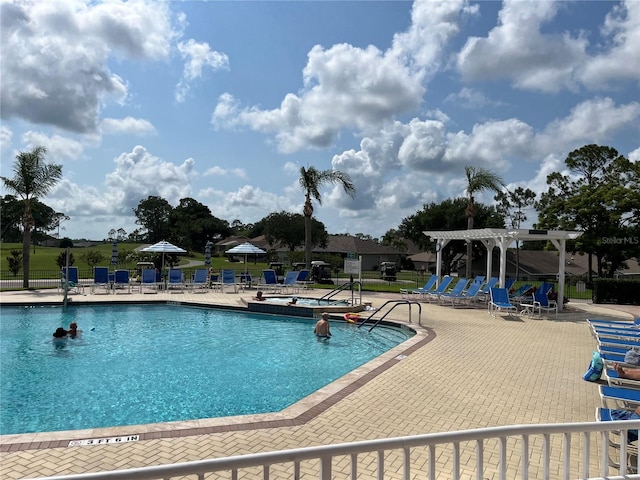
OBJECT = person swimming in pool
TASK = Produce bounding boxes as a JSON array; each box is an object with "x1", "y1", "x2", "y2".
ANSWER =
[
  {"x1": 253, "y1": 291, "x2": 266, "y2": 301},
  {"x1": 287, "y1": 297, "x2": 298, "y2": 306},
  {"x1": 314, "y1": 312, "x2": 332, "y2": 339}
]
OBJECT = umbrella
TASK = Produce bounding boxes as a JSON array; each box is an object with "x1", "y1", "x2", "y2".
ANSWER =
[
  {"x1": 111, "y1": 239, "x2": 118, "y2": 265},
  {"x1": 141, "y1": 240, "x2": 187, "y2": 272},
  {"x1": 204, "y1": 241, "x2": 212, "y2": 267},
  {"x1": 225, "y1": 242, "x2": 266, "y2": 274}
]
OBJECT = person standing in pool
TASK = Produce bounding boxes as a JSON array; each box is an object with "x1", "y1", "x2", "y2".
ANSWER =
[
  {"x1": 52, "y1": 327, "x2": 68, "y2": 349},
  {"x1": 314, "y1": 313, "x2": 332, "y2": 339}
]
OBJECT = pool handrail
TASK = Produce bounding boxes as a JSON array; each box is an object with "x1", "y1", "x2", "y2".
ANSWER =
[
  {"x1": 319, "y1": 281, "x2": 362, "y2": 305},
  {"x1": 357, "y1": 299, "x2": 422, "y2": 330}
]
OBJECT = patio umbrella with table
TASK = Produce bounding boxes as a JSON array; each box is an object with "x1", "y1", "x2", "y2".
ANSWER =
[
  {"x1": 225, "y1": 242, "x2": 266, "y2": 275},
  {"x1": 141, "y1": 240, "x2": 187, "y2": 273}
]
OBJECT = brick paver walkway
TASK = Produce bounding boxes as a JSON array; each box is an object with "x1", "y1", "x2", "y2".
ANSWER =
[{"x1": 1, "y1": 287, "x2": 638, "y2": 479}]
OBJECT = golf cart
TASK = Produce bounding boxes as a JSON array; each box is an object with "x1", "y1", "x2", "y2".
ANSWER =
[
  {"x1": 268, "y1": 262, "x2": 285, "y2": 283},
  {"x1": 380, "y1": 262, "x2": 397, "y2": 281},
  {"x1": 311, "y1": 260, "x2": 333, "y2": 284}
]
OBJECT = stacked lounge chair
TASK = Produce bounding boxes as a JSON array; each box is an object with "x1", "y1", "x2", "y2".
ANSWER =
[{"x1": 586, "y1": 316, "x2": 640, "y2": 474}]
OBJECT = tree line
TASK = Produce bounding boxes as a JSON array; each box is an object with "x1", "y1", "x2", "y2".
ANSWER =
[{"x1": 2, "y1": 144, "x2": 638, "y2": 288}]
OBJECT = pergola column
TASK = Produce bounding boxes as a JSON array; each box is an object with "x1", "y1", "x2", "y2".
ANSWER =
[
  {"x1": 550, "y1": 238, "x2": 567, "y2": 312},
  {"x1": 479, "y1": 239, "x2": 495, "y2": 280}
]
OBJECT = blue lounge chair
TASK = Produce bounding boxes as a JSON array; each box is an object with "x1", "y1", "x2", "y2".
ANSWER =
[
  {"x1": 91, "y1": 266, "x2": 110, "y2": 294},
  {"x1": 477, "y1": 277, "x2": 499, "y2": 302},
  {"x1": 488, "y1": 287, "x2": 518, "y2": 317},
  {"x1": 221, "y1": 269, "x2": 238, "y2": 293},
  {"x1": 596, "y1": 407, "x2": 640, "y2": 474},
  {"x1": 598, "y1": 336, "x2": 640, "y2": 349},
  {"x1": 402, "y1": 274, "x2": 438, "y2": 299},
  {"x1": 436, "y1": 278, "x2": 470, "y2": 304},
  {"x1": 423, "y1": 276, "x2": 454, "y2": 303},
  {"x1": 600, "y1": 385, "x2": 640, "y2": 409},
  {"x1": 139, "y1": 268, "x2": 160, "y2": 293},
  {"x1": 604, "y1": 368, "x2": 640, "y2": 389},
  {"x1": 282, "y1": 271, "x2": 300, "y2": 293},
  {"x1": 191, "y1": 268, "x2": 209, "y2": 293},
  {"x1": 167, "y1": 269, "x2": 185, "y2": 292},
  {"x1": 532, "y1": 289, "x2": 557, "y2": 316},
  {"x1": 295, "y1": 269, "x2": 310, "y2": 290},
  {"x1": 258, "y1": 269, "x2": 281, "y2": 293},
  {"x1": 113, "y1": 269, "x2": 131, "y2": 294},
  {"x1": 589, "y1": 318, "x2": 640, "y2": 328},
  {"x1": 448, "y1": 281, "x2": 483, "y2": 308},
  {"x1": 509, "y1": 283, "x2": 533, "y2": 302},
  {"x1": 59, "y1": 266, "x2": 84, "y2": 294}
]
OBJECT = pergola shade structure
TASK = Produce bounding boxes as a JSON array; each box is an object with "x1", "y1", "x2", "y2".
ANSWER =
[{"x1": 423, "y1": 228, "x2": 583, "y2": 311}]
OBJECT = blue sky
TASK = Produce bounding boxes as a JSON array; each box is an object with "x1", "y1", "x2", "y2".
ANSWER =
[{"x1": 1, "y1": 0, "x2": 638, "y2": 242}]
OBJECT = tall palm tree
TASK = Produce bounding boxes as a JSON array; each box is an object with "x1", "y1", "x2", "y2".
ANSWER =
[
  {"x1": 464, "y1": 165, "x2": 504, "y2": 279},
  {"x1": 299, "y1": 166, "x2": 356, "y2": 268},
  {"x1": 1, "y1": 146, "x2": 63, "y2": 288}
]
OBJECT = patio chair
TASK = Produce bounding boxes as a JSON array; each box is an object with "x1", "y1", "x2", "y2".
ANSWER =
[
  {"x1": 139, "y1": 268, "x2": 160, "y2": 293},
  {"x1": 258, "y1": 269, "x2": 281, "y2": 293},
  {"x1": 167, "y1": 269, "x2": 185, "y2": 292},
  {"x1": 91, "y1": 266, "x2": 111, "y2": 294},
  {"x1": 488, "y1": 287, "x2": 518, "y2": 317},
  {"x1": 422, "y1": 276, "x2": 454, "y2": 303},
  {"x1": 221, "y1": 269, "x2": 238, "y2": 293},
  {"x1": 532, "y1": 288, "x2": 557, "y2": 316},
  {"x1": 190, "y1": 268, "x2": 209, "y2": 293},
  {"x1": 282, "y1": 270, "x2": 300, "y2": 293},
  {"x1": 295, "y1": 269, "x2": 311, "y2": 290},
  {"x1": 59, "y1": 266, "x2": 84, "y2": 294},
  {"x1": 113, "y1": 269, "x2": 132, "y2": 294},
  {"x1": 209, "y1": 273, "x2": 221, "y2": 292}
]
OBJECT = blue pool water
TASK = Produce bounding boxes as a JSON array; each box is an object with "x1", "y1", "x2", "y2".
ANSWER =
[
  {"x1": 263, "y1": 296, "x2": 348, "y2": 306},
  {"x1": 0, "y1": 304, "x2": 412, "y2": 435}
]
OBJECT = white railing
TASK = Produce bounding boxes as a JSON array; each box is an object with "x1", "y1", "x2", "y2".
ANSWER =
[{"x1": 28, "y1": 421, "x2": 640, "y2": 480}]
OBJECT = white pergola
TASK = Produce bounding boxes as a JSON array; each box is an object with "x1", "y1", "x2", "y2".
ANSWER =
[{"x1": 423, "y1": 228, "x2": 583, "y2": 311}]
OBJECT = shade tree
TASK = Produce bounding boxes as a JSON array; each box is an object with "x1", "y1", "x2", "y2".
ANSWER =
[{"x1": 1, "y1": 146, "x2": 62, "y2": 287}]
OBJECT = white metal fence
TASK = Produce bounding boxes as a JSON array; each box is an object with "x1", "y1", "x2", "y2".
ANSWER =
[{"x1": 27, "y1": 421, "x2": 640, "y2": 480}]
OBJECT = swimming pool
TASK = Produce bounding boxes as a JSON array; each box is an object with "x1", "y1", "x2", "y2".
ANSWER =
[{"x1": 0, "y1": 304, "x2": 413, "y2": 435}]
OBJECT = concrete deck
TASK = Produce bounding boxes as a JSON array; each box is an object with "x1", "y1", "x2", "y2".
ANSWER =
[{"x1": 1, "y1": 287, "x2": 638, "y2": 479}]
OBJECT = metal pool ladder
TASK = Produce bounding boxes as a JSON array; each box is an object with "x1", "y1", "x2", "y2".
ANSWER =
[{"x1": 357, "y1": 300, "x2": 422, "y2": 331}]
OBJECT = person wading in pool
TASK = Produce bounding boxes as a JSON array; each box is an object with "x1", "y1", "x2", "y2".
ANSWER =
[
  {"x1": 68, "y1": 322, "x2": 82, "y2": 339},
  {"x1": 52, "y1": 327, "x2": 68, "y2": 349},
  {"x1": 314, "y1": 313, "x2": 332, "y2": 339}
]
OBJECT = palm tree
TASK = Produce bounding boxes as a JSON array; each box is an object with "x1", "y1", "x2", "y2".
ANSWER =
[
  {"x1": 463, "y1": 165, "x2": 504, "y2": 279},
  {"x1": 299, "y1": 166, "x2": 356, "y2": 268},
  {"x1": 1, "y1": 146, "x2": 63, "y2": 288}
]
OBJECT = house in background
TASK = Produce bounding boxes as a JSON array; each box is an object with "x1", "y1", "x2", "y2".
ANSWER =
[
  {"x1": 311, "y1": 235, "x2": 404, "y2": 270},
  {"x1": 215, "y1": 234, "x2": 407, "y2": 270},
  {"x1": 467, "y1": 250, "x2": 640, "y2": 282}
]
